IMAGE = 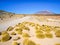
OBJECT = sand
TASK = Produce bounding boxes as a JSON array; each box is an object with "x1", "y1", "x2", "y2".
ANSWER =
[{"x1": 0, "y1": 16, "x2": 60, "y2": 45}]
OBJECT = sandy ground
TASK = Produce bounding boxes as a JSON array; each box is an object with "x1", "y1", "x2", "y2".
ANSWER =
[
  {"x1": 0, "y1": 16, "x2": 60, "y2": 31},
  {"x1": 0, "y1": 16, "x2": 60, "y2": 45}
]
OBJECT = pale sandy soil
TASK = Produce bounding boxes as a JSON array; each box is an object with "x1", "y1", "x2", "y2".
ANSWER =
[
  {"x1": 0, "y1": 16, "x2": 60, "y2": 45},
  {"x1": 0, "y1": 16, "x2": 60, "y2": 31}
]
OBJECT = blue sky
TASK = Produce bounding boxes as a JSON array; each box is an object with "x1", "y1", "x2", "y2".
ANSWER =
[{"x1": 0, "y1": 0, "x2": 60, "y2": 14}]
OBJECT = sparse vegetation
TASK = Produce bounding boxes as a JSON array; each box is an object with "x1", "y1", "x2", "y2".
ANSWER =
[
  {"x1": 45, "y1": 33, "x2": 53, "y2": 38},
  {"x1": 1, "y1": 31, "x2": 12, "y2": 42},
  {"x1": 55, "y1": 30, "x2": 60, "y2": 37},
  {"x1": 22, "y1": 33, "x2": 30, "y2": 38},
  {"x1": 12, "y1": 42, "x2": 20, "y2": 45},
  {"x1": 23, "y1": 39, "x2": 36, "y2": 45},
  {"x1": 7, "y1": 26, "x2": 14, "y2": 31},
  {"x1": 11, "y1": 32, "x2": 16, "y2": 35}
]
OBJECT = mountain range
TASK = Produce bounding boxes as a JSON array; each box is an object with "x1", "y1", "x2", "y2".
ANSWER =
[
  {"x1": 0, "y1": 10, "x2": 55, "y2": 14},
  {"x1": 35, "y1": 10, "x2": 55, "y2": 14}
]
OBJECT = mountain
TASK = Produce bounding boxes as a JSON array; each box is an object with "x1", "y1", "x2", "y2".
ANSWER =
[
  {"x1": 0, "y1": 10, "x2": 15, "y2": 20},
  {"x1": 0, "y1": 10, "x2": 15, "y2": 15},
  {"x1": 35, "y1": 10, "x2": 55, "y2": 14}
]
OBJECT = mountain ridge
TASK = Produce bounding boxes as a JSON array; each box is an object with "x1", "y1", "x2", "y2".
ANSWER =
[{"x1": 35, "y1": 10, "x2": 55, "y2": 14}]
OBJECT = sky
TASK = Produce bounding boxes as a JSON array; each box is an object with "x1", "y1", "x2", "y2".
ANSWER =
[{"x1": 0, "y1": 0, "x2": 60, "y2": 14}]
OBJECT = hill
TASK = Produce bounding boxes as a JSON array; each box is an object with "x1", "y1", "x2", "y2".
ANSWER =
[{"x1": 35, "y1": 10, "x2": 55, "y2": 14}]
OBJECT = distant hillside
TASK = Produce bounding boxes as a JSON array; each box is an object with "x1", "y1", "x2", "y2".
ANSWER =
[
  {"x1": 35, "y1": 10, "x2": 55, "y2": 14},
  {"x1": 0, "y1": 10, "x2": 15, "y2": 15},
  {"x1": 0, "y1": 10, "x2": 15, "y2": 20}
]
